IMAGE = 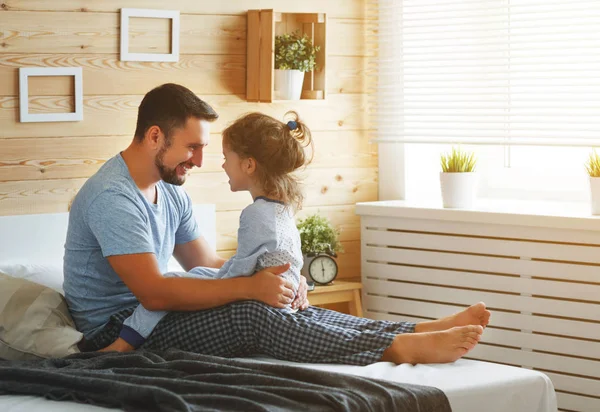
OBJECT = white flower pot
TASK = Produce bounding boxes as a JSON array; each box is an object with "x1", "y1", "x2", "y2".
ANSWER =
[
  {"x1": 274, "y1": 69, "x2": 305, "y2": 100},
  {"x1": 440, "y1": 172, "x2": 477, "y2": 209},
  {"x1": 589, "y1": 176, "x2": 600, "y2": 215}
]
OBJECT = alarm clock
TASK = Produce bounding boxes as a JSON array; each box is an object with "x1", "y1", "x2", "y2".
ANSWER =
[{"x1": 307, "y1": 252, "x2": 338, "y2": 285}]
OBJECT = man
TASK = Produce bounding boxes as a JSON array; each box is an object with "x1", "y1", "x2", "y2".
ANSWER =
[
  {"x1": 64, "y1": 83, "x2": 488, "y2": 365},
  {"x1": 64, "y1": 83, "x2": 308, "y2": 352}
]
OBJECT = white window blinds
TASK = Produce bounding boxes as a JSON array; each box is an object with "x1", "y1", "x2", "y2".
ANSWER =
[{"x1": 369, "y1": 0, "x2": 600, "y2": 147}]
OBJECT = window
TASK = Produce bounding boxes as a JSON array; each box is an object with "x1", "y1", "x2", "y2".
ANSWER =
[{"x1": 370, "y1": 0, "x2": 600, "y2": 203}]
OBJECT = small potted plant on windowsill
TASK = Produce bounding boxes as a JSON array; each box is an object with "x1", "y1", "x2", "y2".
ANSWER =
[
  {"x1": 440, "y1": 146, "x2": 477, "y2": 208},
  {"x1": 585, "y1": 149, "x2": 600, "y2": 215},
  {"x1": 274, "y1": 31, "x2": 320, "y2": 100},
  {"x1": 296, "y1": 214, "x2": 342, "y2": 286}
]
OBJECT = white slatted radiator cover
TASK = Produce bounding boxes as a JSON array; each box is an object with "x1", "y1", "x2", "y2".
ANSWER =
[{"x1": 357, "y1": 200, "x2": 600, "y2": 412}]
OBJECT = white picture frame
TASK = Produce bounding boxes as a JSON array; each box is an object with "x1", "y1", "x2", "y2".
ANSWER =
[
  {"x1": 120, "y1": 8, "x2": 180, "y2": 62},
  {"x1": 19, "y1": 67, "x2": 84, "y2": 123}
]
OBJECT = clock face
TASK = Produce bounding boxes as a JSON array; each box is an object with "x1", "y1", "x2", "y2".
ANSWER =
[{"x1": 308, "y1": 255, "x2": 338, "y2": 285}]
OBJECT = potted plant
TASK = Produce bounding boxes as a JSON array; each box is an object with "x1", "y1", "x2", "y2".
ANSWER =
[
  {"x1": 585, "y1": 149, "x2": 600, "y2": 215},
  {"x1": 296, "y1": 214, "x2": 343, "y2": 284},
  {"x1": 440, "y1": 146, "x2": 477, "y2": 208},
  {"x1": 274, "y1": 31, "x2": 320, "y2": 100}
]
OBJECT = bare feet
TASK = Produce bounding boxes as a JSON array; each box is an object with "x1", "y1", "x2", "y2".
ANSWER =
[
  {"x1": 98, "y1": 337, "x2": 135, "y2": 353},
  {"x1": 382, "y1": 325, "x2": 484, "y2": 364},
  {"x1": 415, "y1": 302, "x2": 491, "y2": 333}
]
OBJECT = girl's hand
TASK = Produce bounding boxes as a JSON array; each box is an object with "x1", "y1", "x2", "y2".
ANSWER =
[
  {"x1": 291, "y1": 276, "x2": 310, "y2": 310},
  {"x1": 250, "y1": 263, "x2": 295, "y2": 308}
]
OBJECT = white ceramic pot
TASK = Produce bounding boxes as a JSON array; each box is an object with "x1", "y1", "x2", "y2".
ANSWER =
[
  {"x1": 274, "y1": 69, "x2": 305, "y2": 100},
  {"x1": 440, "y1": 172, "x2": 477, "y2": 208},
  {"x1": 589, "y1": 176, "x2": 600, "y2": 215}
]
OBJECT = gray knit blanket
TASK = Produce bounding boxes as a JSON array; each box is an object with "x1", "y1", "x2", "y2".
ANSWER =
[{"x1": 0, "y1": 349, "x2": 452, "y2": 412}]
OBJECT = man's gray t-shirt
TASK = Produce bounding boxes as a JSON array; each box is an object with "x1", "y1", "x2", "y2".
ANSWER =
[{"x1": 63, "y1": 154, "x2": 201, "y2": 338}]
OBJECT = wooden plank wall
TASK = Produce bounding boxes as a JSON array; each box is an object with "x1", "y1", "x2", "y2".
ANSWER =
[{"x1": 0, "y1": 0, "x2": 375, "y2": 280}]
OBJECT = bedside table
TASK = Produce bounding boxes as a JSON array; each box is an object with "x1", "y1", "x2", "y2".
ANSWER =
[{"x1": 308, "y1": 280, "x2": 363, "y2": 317}]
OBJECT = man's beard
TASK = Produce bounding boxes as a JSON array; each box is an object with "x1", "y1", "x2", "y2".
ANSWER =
[{"x1": 155, "y1": 146, "x2": 186, "y2": 186}]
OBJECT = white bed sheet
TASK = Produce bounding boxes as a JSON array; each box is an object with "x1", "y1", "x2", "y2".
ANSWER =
[{"x1": 0, "y1": 358, "x2": 557, "y2": 412}]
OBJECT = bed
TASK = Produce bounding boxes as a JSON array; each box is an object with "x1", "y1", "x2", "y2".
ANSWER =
[{"x1": 0, "y1": 206, "x2": 557, "y2": 412}]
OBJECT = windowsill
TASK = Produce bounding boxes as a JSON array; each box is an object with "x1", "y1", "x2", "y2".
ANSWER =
[{"x1": 355, "y1": 199, "x2": 600, "y2": 232}]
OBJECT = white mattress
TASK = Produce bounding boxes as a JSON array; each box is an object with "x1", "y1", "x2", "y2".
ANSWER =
[{"x1": 0, "y1": 358, "x2": 557, "y2": 412}]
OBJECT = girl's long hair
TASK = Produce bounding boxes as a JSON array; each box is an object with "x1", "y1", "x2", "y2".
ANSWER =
[{"x1": 222, "y1": 111, "x2": 313, "y2": 211}]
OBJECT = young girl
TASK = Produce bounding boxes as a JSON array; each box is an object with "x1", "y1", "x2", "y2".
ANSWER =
[
  {"x1": 104, "y1": 111, "x2": 488, "y2": 366},
  {"x1": 107, "y1": 111, "x2": 310, "y2": 349}
]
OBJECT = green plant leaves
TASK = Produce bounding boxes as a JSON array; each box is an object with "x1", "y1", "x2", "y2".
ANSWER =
[
  {"x1": 296, "y1": 214, "x2": 343, "y2": 255},
  {"x1": 585, "y1": 149, "x2": 600, "y2": 177},
  {"x1": 275, "y1": 31, "x2": 320, "y2": 72},
  {"x1": 440, "y1": 147, "x2": 477, "y2": 173}
]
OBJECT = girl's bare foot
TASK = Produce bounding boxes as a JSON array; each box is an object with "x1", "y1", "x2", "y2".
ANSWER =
[
  {"x1": 98, "y1": 337, "x2": 135, "y2": 353},
  {"x1": 382, "y1": 325, "x2": 483, "y2": 364},
  {"x1": 415, "y1": 302, "x2": 491, "y2": 333}
]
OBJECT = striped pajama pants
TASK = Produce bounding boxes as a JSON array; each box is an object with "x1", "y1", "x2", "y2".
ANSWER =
[{"x1": 81, "y1": 301, "x2": 416, "y2": 366}]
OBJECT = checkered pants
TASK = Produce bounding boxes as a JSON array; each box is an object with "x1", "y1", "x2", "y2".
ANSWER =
[{"x1": 83, "y1": 301, "x2": 415, "y2": 366}]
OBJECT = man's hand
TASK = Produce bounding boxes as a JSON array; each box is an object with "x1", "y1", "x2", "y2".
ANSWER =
[
  {"x1": 291, "y1": 276, "x2": 310, "y2": 310},
  {"x1": 248, "y1": 263, "x2": 295, "y2": 308}
]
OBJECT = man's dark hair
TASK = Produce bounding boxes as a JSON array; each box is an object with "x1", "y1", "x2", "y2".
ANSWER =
[{"x1": 134, "y1": 83, "x2": 219, "y2": 143}]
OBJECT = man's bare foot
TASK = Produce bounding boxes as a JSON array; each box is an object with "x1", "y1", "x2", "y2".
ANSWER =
[
  {"x1": 98, "y1": 337, "x2": 135, "y2": 353},
  {"x1": 382, "y1": 325, "x2": 484, "y2": 364},
  {"x1": 415, "y1": 302, "x2": 491, "y2": 333}
]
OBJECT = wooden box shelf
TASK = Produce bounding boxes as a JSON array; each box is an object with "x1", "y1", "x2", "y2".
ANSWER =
[{"x1": 247, "y1": 9, "x2": 326, "y2": 103}]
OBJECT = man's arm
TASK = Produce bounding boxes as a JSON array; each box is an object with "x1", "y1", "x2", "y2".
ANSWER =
[
  {"x1": 173, "y1": 236, "x2": 226, "y2": 271},
  {"x1": 173, "y1": 237, "x2": 309, "y2": 310},
  {"x1": 107, "y1": 253, "x2": 294, "y2": 311}
]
